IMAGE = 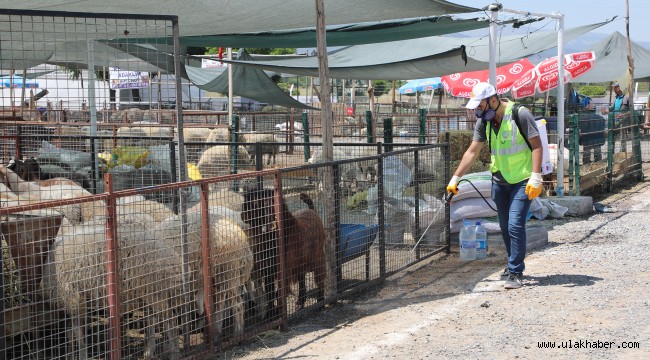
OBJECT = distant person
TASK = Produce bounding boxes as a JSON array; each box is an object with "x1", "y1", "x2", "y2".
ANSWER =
[
  {"x1": 611, "y1": 82, "x2": 630, "y2": 118},
  {"x1": 604, "y1": 82, "x2": 631, "y2": 143}
]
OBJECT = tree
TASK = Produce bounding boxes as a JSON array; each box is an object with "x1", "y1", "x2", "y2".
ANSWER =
[
  {"x1": 372, "y1": 80, "x2": 391, "y2": 97},
  {"x1": 205, "y1": 47, "x2": 296, "y2": 55}
]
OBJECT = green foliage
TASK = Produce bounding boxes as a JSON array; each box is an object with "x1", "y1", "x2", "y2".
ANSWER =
[
  {"x1": 205, "y1": 47, "x2": 296, "y2": 55},
  {"x1": 577, "y1": 85, "x2": 606, "y2": 97},
  {"x1": 373, "y1": 80, "x2": 390, "y2": 97}
]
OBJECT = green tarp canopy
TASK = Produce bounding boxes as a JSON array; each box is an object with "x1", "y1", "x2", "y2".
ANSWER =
[
  {"x1": 185, "y1": 50, "x2": 315, "y2": 110},
  {"x1": 218, "y1": 21, "x2": 612, "y2": 80},
  {"x1": 569, "y1": 32, "x2": 650, "y2": 83},
  {"x1": 0, "y1": 1, "x2": 479, "y2": 41}
]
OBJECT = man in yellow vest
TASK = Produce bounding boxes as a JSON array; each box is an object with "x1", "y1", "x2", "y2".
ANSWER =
[{"x1": 447, "y1": 83, "x2": 543, "y2": 289}]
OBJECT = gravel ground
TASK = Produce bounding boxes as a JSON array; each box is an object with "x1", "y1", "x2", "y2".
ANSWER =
[{"x1": 213, "y1": 180, "x2": 650, "y2": 360}]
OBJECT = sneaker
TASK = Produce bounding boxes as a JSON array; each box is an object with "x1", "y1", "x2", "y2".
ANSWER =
[
  {"x1": 504, "y1": 273, "x2": 523, "y2": 289},
  {"x1": 500, "y1": 267, "x2": 509, "y2": 278}
]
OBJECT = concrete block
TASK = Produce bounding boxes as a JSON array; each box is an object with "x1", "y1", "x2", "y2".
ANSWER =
[{"x1": 544, "y1": 195, "x2": 593, "y2": 216}]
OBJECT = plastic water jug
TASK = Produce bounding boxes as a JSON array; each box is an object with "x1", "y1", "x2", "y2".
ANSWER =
[
  {"x1": 475, "y1": 221, "x2": 487, "y2": 259},
  {"x1": 459, "y1": 220, "x2": 476, "y2": 261}
]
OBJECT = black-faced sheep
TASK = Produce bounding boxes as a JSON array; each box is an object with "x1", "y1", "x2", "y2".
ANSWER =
[{"x1": 8, "y1": 158, "x2": 91, "y2": 191}]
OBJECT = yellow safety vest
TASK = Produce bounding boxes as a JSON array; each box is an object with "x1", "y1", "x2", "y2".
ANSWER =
[{"x1": 487, "y1": 103, "x2": 532, "y2": 184}]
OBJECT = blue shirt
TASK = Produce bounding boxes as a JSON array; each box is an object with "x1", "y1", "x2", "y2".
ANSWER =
[{"x1": 614, "y1": 94, "x2": 625, "y2": 111}]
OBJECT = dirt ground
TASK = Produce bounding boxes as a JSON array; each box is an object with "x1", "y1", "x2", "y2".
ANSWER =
[{"x1": 213, "y1": 180, "x2": 650, "y2": 360}]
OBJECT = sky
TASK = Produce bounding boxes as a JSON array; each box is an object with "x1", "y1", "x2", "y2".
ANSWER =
[{"x1": 455, "y1": 1, "x2": 649, "y2": 43}]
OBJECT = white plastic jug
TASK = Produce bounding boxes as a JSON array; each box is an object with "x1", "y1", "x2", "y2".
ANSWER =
[
  {"x1": 459, "y1": 220, "x2": 476, "y2": 261},
  {"x1": 475, "y1": 221, "x2": 487, "y2": 259}
]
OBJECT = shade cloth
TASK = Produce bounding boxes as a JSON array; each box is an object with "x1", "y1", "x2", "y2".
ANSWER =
[
  {"x1": 567, "y1": 32, "x2": 650, "y2": 84},
  {"x1": 0, "y1": 1, "x2": 479, "y2": 42},
  {"x1": 185, "y1": 50, "x2": 315, "y2": 110},
  {"x1": 219, "y1": 21, "x2": 611, "y2": 80}
]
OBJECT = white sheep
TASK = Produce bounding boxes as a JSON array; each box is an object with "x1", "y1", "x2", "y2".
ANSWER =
[
  {"x1": 274, "y1": 121, "x2": 303, "y2": 133},
  {"x1": 205, "y1": 127, "x2": 233, "y2": 143},
  {"x1": 241, "y1": 132, "x2": 279, "y2": 166},
  {"x1": 42, "y1": 210, "x2": 184, "y2": 359},
  {"x1": 197, "y1": 145, "x2": 254, "y2": 179},
  {"x1": 0, "y1": 165, "x2": 102, "y2": 224},
  {"x1": 154, "y1": 206, "x2": 253, "y2": 343},
  {"x1": 308, "y1": 148, "x2": 359, "y2": 195},
  {"x1": 183, "y1": 127, "x2": 210, "y2": 163}
]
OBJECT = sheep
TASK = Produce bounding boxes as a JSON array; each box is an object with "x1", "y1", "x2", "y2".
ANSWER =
[
  {"x1": 116, "y1": 125, "x2": 148, "y2": 147},
  {"x1": 241, "y1": 189, "x2": 326, "y2": 309},
  {"x1": 154, "y1": 206, "x2": 253, "y2": 343},
  {"x1": 183, "y1": 127, "x2": 212, "y2": 143},
  {"x1": 308, "y1": 148, "x2": 359, "y2": 195},
  {"x1": 241, "y1": 132, "x2": 279, "y2": 166},
  {"x1": 41, "y1": 210, "x2": 184, "y2": 360},
  {"x1": 241, "y1": 188, "x2": 279, "y2": 320},
  {"x1": 116, "y1": 194, "x2": 175, "y2": 223},
  {"x1": 188, "y1": 188, "x2": 244, "y2": 213},
  {"x1": 205, "y1": 127, "x2": 234, "y2": 143},
  {"x1": 197, "y1": 145, "x2": 254, "y2": 179},
  {"x1": 183, "y1": 127, "x2": 212, "y2": 163},
  {"x1": 131, "y1": 121, "x2": 172, "y2": 143},
  {"x1": 8, "y1": 157, "x2": 91, "y2": 191},
  {"x1": 0, "y1": 165, "x2": 101, "y2": 224},
  {"x1": 274, "y1": 121, "x2": 303, "y2": 133}
]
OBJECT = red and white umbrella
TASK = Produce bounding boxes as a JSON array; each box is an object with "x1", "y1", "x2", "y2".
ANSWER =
[
  {"x1": 441, "y1": 58, "x2": 534, "y2": 97},
  {"x1": 510, "y1": 51, "x2": 596, "y2": 99}
]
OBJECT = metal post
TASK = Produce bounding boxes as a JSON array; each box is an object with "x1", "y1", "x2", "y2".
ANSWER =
[
  {"x1": 272, "y1": 174, "x2": 288, "y2": 329},
  {"x1": 383, "y1": 117, "x2": 393, "y2": 152},
  {"x1": 556, "y1": 14, "x2": 566, "y2": 196},
  {"x1": 199, "y1": 182, "x2": 214, "y2": 350},
  {"x1": 103, "y1": 174, "x2": 121, "y2": 360},
  {"x1": 444, "y1": 132, "x2": 451, "y2": 254},
  {"x1": 487, "y1": 4, "x2": 500, "y2": 87},
  {"x1": 301, "y1": 112, "x2": 311, "y2": 162},
  {"x1": 89, "y1": 137, "x2": 97, "y2": 194},
  {"x1": 172, "y1": 17, "x2": 192, "y2": 349},
  {"x1": 87, "y1": 40, "x2": 101, "y2": 194},
  {"x1": 170, "y1": 140, "x2": 179, "y2": 214},
  {"x1": 333, "y1": 163, "x2": 342, "y2": 293},
  {"x1": 365, "y1": 110, "x2": 374, "y2": 143},
  {"x1": 231, "y1": 114, "x2": 239, "y2": 175},
  {"x1": 414, "y1": 150, "x2": 421, "y2": 259},
  {"x1": 607, "y1": 112, "x2": 615, "y2": 192},
  {"x1": 419, "y1": 108, "x2": 426, "y2": 144},
  {"x1": 376, "y1": 151, "x2": 386, "y2": 277}
]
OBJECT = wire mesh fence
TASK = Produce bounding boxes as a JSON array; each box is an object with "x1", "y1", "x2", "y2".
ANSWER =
[{"x1": 1, "y1": 142, "x2": 450, "y2": 359}]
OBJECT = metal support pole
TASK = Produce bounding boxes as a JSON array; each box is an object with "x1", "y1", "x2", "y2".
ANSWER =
[
  {"x1": 366, "y1": 110, "x2": 374, "y2": 143},
  {"x1": 301, "y1": 112, "x2": 311, "y2": 162},
  {"x1": 419, "y1": 108, "x2": 426, "y2": 144},
  {"x1": 383, "y1": 117, "x2": 393, "y2": 152}
]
